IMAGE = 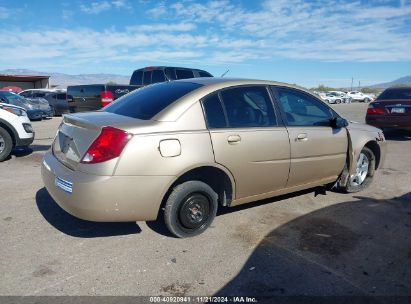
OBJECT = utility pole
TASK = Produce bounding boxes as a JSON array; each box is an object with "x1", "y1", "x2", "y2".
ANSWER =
[
  {"x1": 358, "y1": 80, "x2": 361, "y2": 90},
  {"x1": 351, "y1": 77, "x2": 353, "y2": 91}
]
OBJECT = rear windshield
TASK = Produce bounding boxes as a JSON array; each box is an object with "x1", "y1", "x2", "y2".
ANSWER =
[
  {"x1": 104, "y1": 82, "x2": 203, "y2": 120},
  {"x1": 378, "y1": 88, "x2": 411, "y2": 100}
]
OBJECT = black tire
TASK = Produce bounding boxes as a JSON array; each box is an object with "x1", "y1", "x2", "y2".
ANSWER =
[
  {"x1": 336, "y1": 99, "x2": 341, "y2": 104},
  {"x1": 364, "y1": 98, "x2": 370, "y2": 103},
  {"x1": 0, "y1": 126, "x2": 13, "y2": 162},
  {"x1": 164, "y1": 181, "x2": 218, "y2": 238},
  {"x1": 337, "y1": 146, "x2": 375, "y2": 193}
]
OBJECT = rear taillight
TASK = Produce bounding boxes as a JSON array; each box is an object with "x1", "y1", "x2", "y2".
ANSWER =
[
  {"x1": 101, "y1": 91, "x2": 114, "y2": 107},
  {"x1": 367, "y1": 105, "x2": 386, "y2": 115},
  {"x1": 81, "y1": 126, "x2": 131, "y2": 164}
]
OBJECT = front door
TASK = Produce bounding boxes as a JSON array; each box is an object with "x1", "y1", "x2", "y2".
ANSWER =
[
  {"x1": 272, "y1": 87, "x2": 348, "y2": 187},
  {"x1": 202, "y1": 86, "x2": 290, "y2": 200}
]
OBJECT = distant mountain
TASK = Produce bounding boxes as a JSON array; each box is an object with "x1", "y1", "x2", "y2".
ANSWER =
[
  {"x1": 0, "y1": 69, "x2": 130, "y2": 89},
  {"x1": 370, "y1": 76, "x2": 411, "y2": 89}
]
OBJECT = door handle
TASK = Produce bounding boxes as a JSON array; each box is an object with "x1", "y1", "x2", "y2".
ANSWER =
[
  {"x1": 296, "y1": 133, "x2": 308, "y2": 141},
  {"x1": 227, "y1": 135, "x2": 241, "y2": 144}
]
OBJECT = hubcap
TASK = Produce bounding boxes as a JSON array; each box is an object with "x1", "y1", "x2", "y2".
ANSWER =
[
  {"x1": 351, "y1": 152, "x2": 369, "y2": 186},
  {"x1": 179, "y1": 193, "x2": 211, "y2": 230},
  {"x1": 0, "y1": 134, "x2": 5, "y2": 154}
]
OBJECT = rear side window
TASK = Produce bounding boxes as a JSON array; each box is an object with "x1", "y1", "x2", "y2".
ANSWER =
[
  {"x1": 176, "y1": 69, "x2": 194, "y2": 79},
  {"x1": 130, "y1": 70, "x2": 143, "y2": 85},
  {"x1": 219, "y1": 86, "x2": 277, "y2": 128},
  {"x1": 202, "y1": 94, "x2": 227, "y2": 128},
  {"x1": 143, "y1": 70, "x2": 152, "y2": 85},
  {"x1": 104, "y1": 82, "x2": 203, "y2": 120},
  {"x1": 152, "y1": 70, "x2": 166, "y2": 83},
  {"x1": 378, "y1": 88, "x2": 411, "y2": 100}
]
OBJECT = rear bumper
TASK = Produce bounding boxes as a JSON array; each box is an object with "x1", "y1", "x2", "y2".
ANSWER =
[
  {"x1": 41, "y1": 152, "x2": 174, "y2": 222},
  {"x1": 366, "y1": 115, "x2": 411, "y2": 130}
]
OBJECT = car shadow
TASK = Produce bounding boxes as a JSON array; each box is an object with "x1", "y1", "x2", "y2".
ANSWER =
[
  {"x1": 383, "y1": 129, "x2": 411, "y2": 141},
  {"x1": 215, "y1": 192, "x2": 411, "y2": 298},
  {"x1": 35, "y1": 188, "x2": 141, "y2": 238}
]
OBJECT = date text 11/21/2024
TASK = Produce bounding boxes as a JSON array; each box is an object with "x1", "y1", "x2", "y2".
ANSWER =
[{"x1": 149, "y1": 296, "x2": 258, "y2": 303}]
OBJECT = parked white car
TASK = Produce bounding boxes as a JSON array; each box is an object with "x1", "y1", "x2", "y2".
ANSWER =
[
  {"x1": 347, "y1": 91, "x2": 373, "y2": 102},
  {"x1": 0, "y1": 103, "x2": 34, "y2": 161}
]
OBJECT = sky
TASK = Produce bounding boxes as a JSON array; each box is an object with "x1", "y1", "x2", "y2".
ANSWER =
[{"x1": 0, "y1": 0, "x2": 410, "y2": 88}]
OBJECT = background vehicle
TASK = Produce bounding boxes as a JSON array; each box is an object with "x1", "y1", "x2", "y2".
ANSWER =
[
  {"x1": 0, "y1": 103, "x2": 34, "y2": 161},
  {"x1": 0, "y1": 91, "x2": 43, "y2": 121},
  {"x1": 19, "y1": 89, "x2": 70, "y2": 116},
  {"x1": 25, "y1": 97, "x2": 52, "y2": 118},
  {"x1": 366, "y1": 86, "x2": 411, "y2": 131},
  {"x1": 328, "y1": 91, "x2": 352, "y2": 103},
  {"x1": 347, "y1": 91, "x2": 373, "y2": 102},
  {"x1": 322, "y1": 92, "x2": 343, "y2": 104},
  {"x1": 129, "y1": 66, "x2": 213, "y2": 85},
  {"x1": 42, "y1": 78, "x2": 385, "y2": 238},
  {"x1": 67, "y1": 66, "x2": 213, "y2": 113}
]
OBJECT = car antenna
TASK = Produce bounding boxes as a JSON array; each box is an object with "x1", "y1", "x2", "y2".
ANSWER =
[{"x1": 221, "y1": 69, "x2": 230, "y2": 77}]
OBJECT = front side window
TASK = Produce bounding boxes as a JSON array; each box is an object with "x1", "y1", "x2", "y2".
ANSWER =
[
  {"x1": 220, "y1": 86, "x2": 277, "y2": 128},
  {"x1": 274, "y1": 87, "x2": 335, "y2": 126}
]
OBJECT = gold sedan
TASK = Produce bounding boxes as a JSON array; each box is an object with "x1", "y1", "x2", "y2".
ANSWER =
[{"x1": 42, "y1": 78, "x2": 386, "y2": 237}]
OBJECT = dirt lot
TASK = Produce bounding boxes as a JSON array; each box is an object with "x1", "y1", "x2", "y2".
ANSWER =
[{"x1": 0, "y1": 103, "x2": 410, "y2": 297}]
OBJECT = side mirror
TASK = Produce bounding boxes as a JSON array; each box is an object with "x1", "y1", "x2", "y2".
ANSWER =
[{"x1": 330, "y1": 117, "x2": 349, "y2": 128}]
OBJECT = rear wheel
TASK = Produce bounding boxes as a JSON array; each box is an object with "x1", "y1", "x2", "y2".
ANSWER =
[
  {"x1": 164, "y1": 181, "x2": 218, "y2": 238},
  {"x1": 336, "y1": 99, "x2": 341, "y2": 104},
  {"x1": 0, "y1": 126, "x2": 13, "y2": 162}
]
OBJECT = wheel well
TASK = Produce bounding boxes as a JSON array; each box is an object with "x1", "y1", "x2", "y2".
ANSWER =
[
  {"x1": 164, "y1": 166, "x2": 234, "y2": 208},
  {"x1": 365, "y1": 141, "x2": 381, "y2": 169},
  {"x1": 0, "y1": 122, "x2": 16, "y2": 147}
]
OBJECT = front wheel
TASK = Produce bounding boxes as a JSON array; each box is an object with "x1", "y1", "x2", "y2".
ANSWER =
[
  {"x1": 0, "y1": 127, "x2": 13, "y2": 162},
  {"x1": 164, "y1": 181, "x2": 218, "y2": 238},
  {"x1": 339, "y1": 147, "x2": 375, "y2": 193}
]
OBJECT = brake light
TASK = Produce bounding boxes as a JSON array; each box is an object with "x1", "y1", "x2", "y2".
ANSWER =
[
  {"x1": 81, "y1": 126, "x2": 131, "y2": 164},
  {"x1": 101, "y1": 91, "x2": 114, "y2": 107},
  {"x1": 367, "y1": 107, "x2": 386, "y2": 115}
]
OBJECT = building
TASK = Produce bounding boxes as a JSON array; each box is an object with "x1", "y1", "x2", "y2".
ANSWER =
[{"x1": 0, "y1": 74, "x2": 50, "y2": 92}]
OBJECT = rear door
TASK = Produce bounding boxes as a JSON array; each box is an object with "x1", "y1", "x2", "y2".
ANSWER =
[
  {"x1": 202, "y1": 86, "x2": 290, "y2": 201},
  {"x1": 271, "y1": 86, "x2": 348, "y2": 187}
]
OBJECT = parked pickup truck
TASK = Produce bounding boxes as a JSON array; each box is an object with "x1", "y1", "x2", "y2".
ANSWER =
[{"x1": 67, "y1": 66, "x2": 213, "y2": 113}]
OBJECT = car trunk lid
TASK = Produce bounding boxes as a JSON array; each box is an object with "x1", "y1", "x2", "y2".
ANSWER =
[{"x1": 372, "y1": 100, "x2": 411, "y2": 116}]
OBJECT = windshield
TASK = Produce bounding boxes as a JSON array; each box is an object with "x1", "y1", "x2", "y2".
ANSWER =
[
  {"x1": 0, "y1": 91, "x2": 32, "y2": 109},
  {"x1": 378, "y1": 88, "x2": 411, "y2": 100},
  {"x1": 104, "y1": 81, "x2": 203, "y2": 120}
]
